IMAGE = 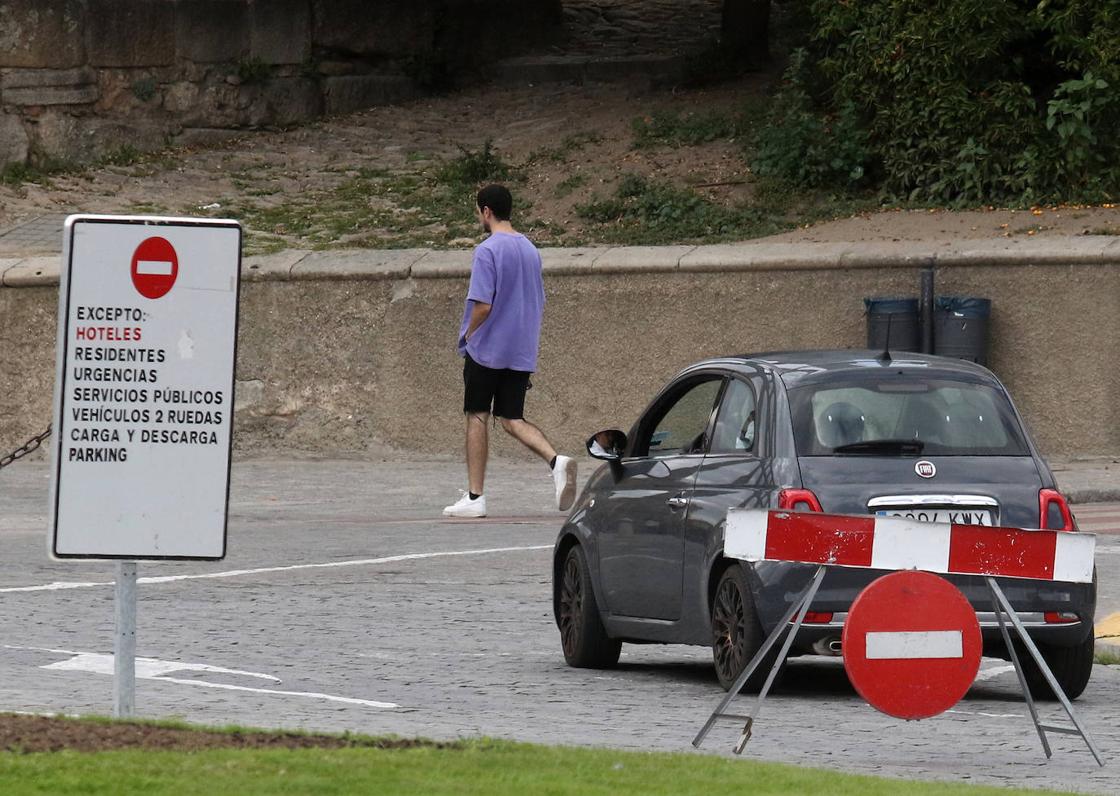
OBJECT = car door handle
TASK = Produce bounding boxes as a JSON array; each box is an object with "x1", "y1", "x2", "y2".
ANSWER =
[{"x1": 667, "y1": 495, "x2": 690, "y2": 510}]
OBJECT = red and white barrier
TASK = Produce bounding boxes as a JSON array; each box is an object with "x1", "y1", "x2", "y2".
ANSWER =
[{"x1": 725, "y1": 509, "x2": 1095, "y2": 583}]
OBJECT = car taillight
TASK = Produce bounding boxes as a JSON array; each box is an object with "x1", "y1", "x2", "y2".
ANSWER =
[
  {"x1": 1044, "y1": 612, "x2": 1079, "y2": 624},
  {"x1": 1039, "y1": 488, "x2": 1075, "y2": 531},
  {"x1": 778, "y1": 488, "x2": 823, "y2": 513}
]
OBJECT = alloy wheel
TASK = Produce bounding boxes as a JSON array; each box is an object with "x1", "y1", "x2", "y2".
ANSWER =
[
  {"x1": 712, "y1": 576, "x2": 746, "y2": 682},
  {"x1": 559, "y1": 553, "x2": 583, "y2": 657}
]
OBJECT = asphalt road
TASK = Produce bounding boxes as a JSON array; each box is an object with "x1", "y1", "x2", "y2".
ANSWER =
[{"x1": 1, "y1": 456, "x2": 1119, "y2": 793}]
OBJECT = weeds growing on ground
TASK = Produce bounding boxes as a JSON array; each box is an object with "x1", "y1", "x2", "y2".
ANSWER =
[
  {"x1": 553, "y1": 173, "x2": 588, "y2": 199},
  {"x1": 436, "y1": 140, "x2": 517, "y2": 187},
  {"x1": 631, "y1": 110, "x2": 745, "y2": 148},
  {"x1": 205, "y1": 140, "x2": 536, "y2": 253},
  {"x1": 576, "y1": 173, "x2": 787, "y2": 244},
  {"x1": 526, "y1": 132, "x2": 602, "y2": 165},
  {"x1": 1094, "y1": 648, "x2": 1120, "y2": 666}
]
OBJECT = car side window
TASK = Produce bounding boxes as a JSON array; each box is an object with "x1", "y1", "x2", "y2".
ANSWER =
[
  {"x1": 710, "y1": 378, "x2": 758, "y2": 454},
  {"x1": 643, "y1": 378, "x2": 723, "y2": 457}
]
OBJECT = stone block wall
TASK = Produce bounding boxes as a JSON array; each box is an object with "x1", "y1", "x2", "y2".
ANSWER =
[{"x1": 0, "y1": 0, "x2": 563, "y2": 168}]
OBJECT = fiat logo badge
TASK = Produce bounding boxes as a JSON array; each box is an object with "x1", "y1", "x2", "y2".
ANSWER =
[{"x1": 915, "y1": 460, "x2": 936, "y2": 479}]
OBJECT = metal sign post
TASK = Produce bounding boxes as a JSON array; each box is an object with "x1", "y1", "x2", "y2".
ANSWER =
[{"x1": 113, "y1": 561, "x2": 138, "y2": 718}]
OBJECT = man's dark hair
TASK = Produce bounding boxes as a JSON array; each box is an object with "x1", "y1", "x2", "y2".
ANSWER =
[{"x1": 476, "y1": 184, "x2": 513, "y2": 221}]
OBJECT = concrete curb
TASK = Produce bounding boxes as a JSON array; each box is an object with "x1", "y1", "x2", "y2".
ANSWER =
[
  {"x1": 3, "y1": 236, "x2": 1120, "y2": 288},
  {"x1": 1, "y1": 256, "x2": 58, "y2": 286},
  {"x1": 1069, "y1": 488, "x2": 1120, "y2": 504},
  {"x1": 1097, "y1": 638, "x2": 1120, "y2": 660}
]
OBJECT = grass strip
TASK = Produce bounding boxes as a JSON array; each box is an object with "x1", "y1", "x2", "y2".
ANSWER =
[{"x1": 0, "y1": 733, "x2": 1074, "y2": 796}]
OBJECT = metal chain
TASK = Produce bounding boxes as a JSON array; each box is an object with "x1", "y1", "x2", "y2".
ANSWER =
[{"x1": 0, "y1": 425, "x2": 52, "y2": 470}]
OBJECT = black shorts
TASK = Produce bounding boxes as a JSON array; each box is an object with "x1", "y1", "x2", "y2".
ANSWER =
[{"x1": 463, "y1": 354, "x2": 531, "y2": 419}]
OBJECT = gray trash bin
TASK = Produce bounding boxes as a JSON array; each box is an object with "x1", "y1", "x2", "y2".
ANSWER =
[
  {"x1": 934, "y1": 296, "x2": 991, "y2": 365},
  {"x1": 864, "y1": 297, "x2": 920, "y2": 352}
]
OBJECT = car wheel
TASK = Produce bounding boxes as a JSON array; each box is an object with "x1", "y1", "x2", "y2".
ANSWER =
[
  {"x1": 711, "y1": 564, "x2": 770, "y2": 691},
  {"x1": 558, "y1": 545, "x2": 621, "y2": 668},
  {"x1": 1021, "y1": 634, "x2": 1095, "y2": 700}
]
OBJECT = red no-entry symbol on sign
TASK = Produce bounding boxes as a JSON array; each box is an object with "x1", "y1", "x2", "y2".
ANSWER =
[
  {"x1": 130, "y1": 236, "x2": 179, "y2": 299},
  {"x1": 842, "y1": 570, "x2": 982, "y2": 720}
]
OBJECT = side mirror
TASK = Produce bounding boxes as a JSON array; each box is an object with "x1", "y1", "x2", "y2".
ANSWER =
[{"x1": 587, "y1": 429, "x2": 627, "y2": 462}]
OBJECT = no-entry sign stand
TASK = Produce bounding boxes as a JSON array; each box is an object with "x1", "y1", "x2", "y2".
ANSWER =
[
  {"x1": 48, "y1": 215, "x2": 242, "y2": 718},
  {"x1": 693, "y1": 509, "x2": 1103, "y2": 766}
]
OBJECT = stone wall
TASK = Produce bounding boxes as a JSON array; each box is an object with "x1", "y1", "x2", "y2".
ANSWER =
[
  {"x1": 3, "y1": 239, "x2": 1119, "y2": 461},
  {"x1": 0, "y1": 0, "x2": 563, "y2": 167}
]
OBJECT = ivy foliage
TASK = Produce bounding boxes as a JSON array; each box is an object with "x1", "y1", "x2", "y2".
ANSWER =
[{"x1": 754, "y1": 0, "x2": 1120, "y2": 205}]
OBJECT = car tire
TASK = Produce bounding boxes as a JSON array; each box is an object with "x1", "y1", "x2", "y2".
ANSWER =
[
  {"x1": 711, "y1": 564, "x2": 771, "y2": 691},
  {"x1": 558, "y1": 544, "x2": 621, "y2": 668},
  {"x1": 1021, "y1": 633, "x2": 1095, "y2": 700}
]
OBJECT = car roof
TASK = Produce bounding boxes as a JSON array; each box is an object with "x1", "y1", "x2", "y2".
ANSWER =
[{"x1": 685, "y1": 349, "x2": 1002, "y2": 386}]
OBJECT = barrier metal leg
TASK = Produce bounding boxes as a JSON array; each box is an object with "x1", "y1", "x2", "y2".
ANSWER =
[
  {"x1": 988, "y1": 578, "x2": 1051, "y2": 759},
  {"x1": 693, "y1": 565, "x2": 827, "y2": 752},
  {"x1": 986, "y1": 577, "x2": 1103, "y2": 767}
]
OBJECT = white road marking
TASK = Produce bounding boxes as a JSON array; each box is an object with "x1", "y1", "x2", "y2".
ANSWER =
[
  {"x1": 39, "y1": 651, "x2": 281, "y2": 682},
  {"x1": 5, "y1": 645, "x2": 398, "y2": 710},
  {"x1": 973, "y1": 664, "x2": 1017, "y2": 682},
  {"x1": 0, "y1": 544, "x2": 552, "y2": 593},
  {"x1": 150, "y1": 677, "x2": 398, "y2": 708},
  {"x1": 865, "y1": 630, "x2": 963, "y2": 659},
  {"x1": 946, "y1": 708, "x2": 1023, "y2": 719}
]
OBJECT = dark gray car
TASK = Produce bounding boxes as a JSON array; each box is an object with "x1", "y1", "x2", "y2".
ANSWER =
[{"x1": 552, "y1": 351, "x2": 1096, "y2": 698}]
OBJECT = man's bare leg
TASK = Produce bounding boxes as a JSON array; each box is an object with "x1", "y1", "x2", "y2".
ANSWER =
[
  {"x1": 501, "y1": 417, "x2": 577, "y2": 511},
  {"x1": 500, "y1": 418, "x2": 557, "y2": 463},
  {"x1": 467, "y1": 412, "x2": 490, "y2": 495}
]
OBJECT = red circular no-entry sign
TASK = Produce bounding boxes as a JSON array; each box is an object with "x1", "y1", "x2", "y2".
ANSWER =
[
  {"x1": 842, "y1": 571, "x2": 982, "y2": 720},
  {"x1": 130, "y1": 236, "x2": 179, "y2": 299}
]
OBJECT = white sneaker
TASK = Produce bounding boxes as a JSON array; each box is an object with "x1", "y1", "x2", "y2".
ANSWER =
[
  {"x1": 442, "y1": 491, "x2": 486, "y2": 518},
  {"x1": 553, "y1": 455, "x2": 578, "y2": 512}
]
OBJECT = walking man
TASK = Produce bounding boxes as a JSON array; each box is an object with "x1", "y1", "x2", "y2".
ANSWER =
[{"x1": 442, "y1": 184, "x2": 577, "y2": 518}]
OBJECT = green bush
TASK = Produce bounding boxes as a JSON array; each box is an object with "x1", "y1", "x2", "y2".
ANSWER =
[
  {"x1": 752, "y1": 51, "x2": 872, "y2": 190},
  {"x1": 758, "y1": 0, "x2": 1120, "y2": 204}
]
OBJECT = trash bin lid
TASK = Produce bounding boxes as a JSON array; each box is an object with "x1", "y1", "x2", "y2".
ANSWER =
[
  {"x1": 864, "y1": 297, "x2": 919, "y2": 314},
  {"x1": 935, "y1": 297, "x2": 991, "y2": 318}
]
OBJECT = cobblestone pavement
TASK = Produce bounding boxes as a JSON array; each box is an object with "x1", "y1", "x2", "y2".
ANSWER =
[{"x1": 1, "y1": 456, "x2": 1119, "y2": 792}]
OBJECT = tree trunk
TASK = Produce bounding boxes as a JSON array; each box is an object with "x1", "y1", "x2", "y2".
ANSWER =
[{"x1": 721, "y1": 0, "x2": 771, "y2": 64}]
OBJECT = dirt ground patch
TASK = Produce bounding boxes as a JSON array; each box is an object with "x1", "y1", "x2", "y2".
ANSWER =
[
  {"x1": 0, "y1": 713, "x2": 449, "y2": 753},
  {"x1": 0, "y1": 78, "x2": 768, "y2": 253},
  {"x1": 1, "y1": 76, "x2": 1117, "y2": 253}
]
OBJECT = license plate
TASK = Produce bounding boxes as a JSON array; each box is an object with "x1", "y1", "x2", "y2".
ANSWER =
[{"x1": 876, "y1": 509, "x2": 994, "y2": 526}]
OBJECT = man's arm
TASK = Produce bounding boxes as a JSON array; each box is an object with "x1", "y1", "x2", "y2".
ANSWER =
[{"x1": 464, "y1": 301, "x2": 492, "y2": 341}]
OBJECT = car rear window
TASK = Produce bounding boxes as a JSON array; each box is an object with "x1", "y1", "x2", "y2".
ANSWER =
[{"x1": 787, "y1": 375, "x2": 1030, "y2": 456}]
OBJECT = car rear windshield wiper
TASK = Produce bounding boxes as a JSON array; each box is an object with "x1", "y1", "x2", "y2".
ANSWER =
[{"x1": 833, "y1": 439, "x2": 926, "y2": 455}]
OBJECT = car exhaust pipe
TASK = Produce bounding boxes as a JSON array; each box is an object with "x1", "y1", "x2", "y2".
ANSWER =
[{"x1": 812, "y1": 637, "x2": 843, "y2": 656}]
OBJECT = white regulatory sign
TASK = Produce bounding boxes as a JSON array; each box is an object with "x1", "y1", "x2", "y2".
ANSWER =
[{"x1": 49, "y1": 215, "x2": 242, "y2": 560}]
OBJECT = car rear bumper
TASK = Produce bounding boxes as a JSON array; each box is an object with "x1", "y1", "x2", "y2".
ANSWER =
[
  {"x1": 750, "y1": 561, "x2": 1096, "y2": 653},
  {"x1": 785, "y1": 611, "x2": 1092, "y2": 657}
]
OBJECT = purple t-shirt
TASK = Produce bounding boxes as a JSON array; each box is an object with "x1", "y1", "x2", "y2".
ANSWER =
[{"x1": 457, "y1": 232, "x2": 545, "y2": 372}]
